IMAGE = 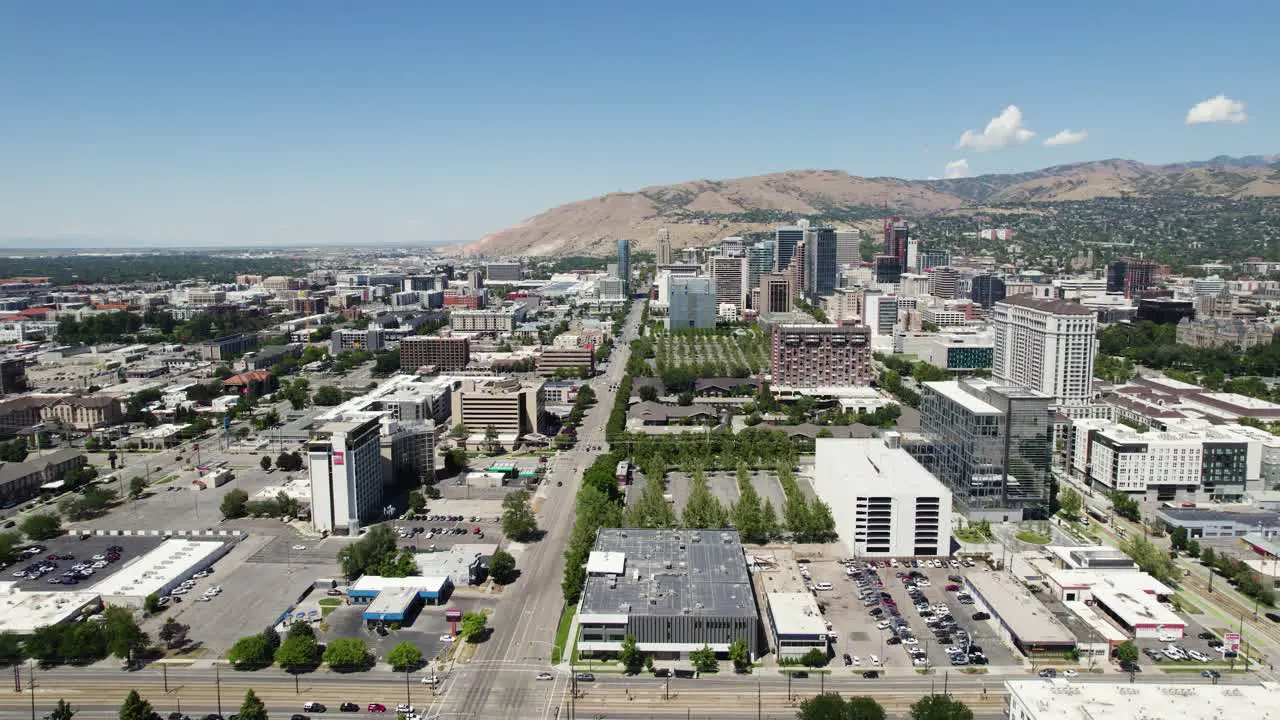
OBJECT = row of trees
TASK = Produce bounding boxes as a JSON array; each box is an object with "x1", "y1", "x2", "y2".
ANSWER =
[
  {"x1": 619, "y1": 427, "x2": 799, "y2": 471},
  {"x1": 221, "y1": 489, "x2": 303, "y2": 521},
  {"x1": 798, "y1": 693, "x2": 975, "y2": 720},
  {"x1": 1198, "y1": 547, "x2": 1277, "y2": 606},
  {"x1": 0, "y1": 607, "x2": 148, "y2": 667},
  {"x1": 228, "y1": 621, "x2": 379, "y2": 671},
  {"x1": 337, "y1": 525, "x2": 417, "y2": 580},
  {"x1": 562, "y1": 454, "x2": 626, "y2": 604}
]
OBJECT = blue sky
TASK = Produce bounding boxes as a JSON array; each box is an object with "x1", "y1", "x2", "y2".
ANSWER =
[{"x1": 1, "y1": 1, "x2": 1276, "y2": 246}]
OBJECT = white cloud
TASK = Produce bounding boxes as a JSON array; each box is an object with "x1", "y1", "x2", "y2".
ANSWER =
[
  {"x1": 1043, "y1": 129, "x2": 1088, "y2": 146},
  {"x1": 958, "y1": 105, "x2": 1034, "y2": 151},
  {"x1": 944, "y1": 159, "x2": 970, "y2": 179},
  {"x1": 1186, "y1": 95, "x2": 1247, "y2": 125}
]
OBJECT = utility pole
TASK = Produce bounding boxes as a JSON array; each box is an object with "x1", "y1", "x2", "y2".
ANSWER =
[
  {"x1": 27, "y1": 660, "x2": 35, "y2": 720},
  {"x1": 757, "y1": 679, "x2": 762, "y2": 720},
  {"x1": 162, "y1": 663, "x2": 168, "y2": 692},
  {"x1": 215, "y1": 662, "x2": 223, "y2": 717}
]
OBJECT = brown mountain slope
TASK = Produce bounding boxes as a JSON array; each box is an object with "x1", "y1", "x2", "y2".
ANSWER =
[{"x1": 463, "y1": 158, "x2": 1280, "y2": 257}]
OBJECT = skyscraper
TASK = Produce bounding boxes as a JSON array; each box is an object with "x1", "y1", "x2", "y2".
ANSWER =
[
  {"x1": 883, "y1": 218, "x2": 909, "y2": 268},
  {"x1": 657, "y1": 229, "x2": 672, "y2": 266},
  {"x1": 759, "y1": 273, "x2": 793, "y2": 314},
  {"x1": 1106, "y1": 257, "x2": 1154, "y2": 299},
  {"x1": 874, "y1": 255, "x2": 902, "y2": 285},
  {"x1": 747, "y1": 239, "x2": 776, "y2": 294},
  {"x1": 804, "y1": 226, "x2": 838, "y2": 302},
  {"x1": 791, "y1": 240, "x2": 807, "y2": 296},
  {"x1": 617, "y1": 238, "x2": 632, "y2": 292},
  {"x1": 991, "y1": 296, "x2": 1097, "y2": 406},
  {"x1": 929, "y1": 267, "x2": 958, "y2": 300},
  {"x1": 835, "y1": 228, "x2": 861, "y2": 265},
  {"x1": 709, "y1": 255, "x2": 748, "y2": 312},
  {"x1": 774, "y1": 226, "x2": 804, "y2": 272},
  {"x1": 666, "y1": 276, "x2": 716, "y2": 330},
  {"x1": 970, "y1": 275, "x2": 1007, "y2": 308}
]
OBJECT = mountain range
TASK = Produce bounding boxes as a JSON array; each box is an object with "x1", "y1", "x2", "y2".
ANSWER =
[{"x1": 462, "y1": 155, "x2": 1280, "y2": 257}]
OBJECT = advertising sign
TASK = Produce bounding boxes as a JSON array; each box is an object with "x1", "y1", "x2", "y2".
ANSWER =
[{"x1": 1225, "y1": 632, "x2": 1242, "y2": 653}]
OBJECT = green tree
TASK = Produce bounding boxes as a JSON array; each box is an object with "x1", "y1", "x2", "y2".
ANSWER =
[
  {"x1": 337, "y1": 524, "x2": 400, "y2": 579},
  {"x1": 0, "y1": 631, "x2": 25, "y2": 666},
  {"x1": 313, "y1": 385, "x2": 345, "y2": 406},
  {"x1": 445, "y1": 448, "x2": 469, "y2": 473},
  {"x1": 221, "y1": 488, "x2": 250, "y2": 519},
  {"x1": 48, "y1": 699, "x2": 76, "y2": 720},
  {"x1": 484, "y1": 424, "x2": 500, "y2": 453},
  {"x1": 910, "y1": 695, "x2": 974, "y2": 720},
  {"x1": 227, "y1": 634, "x2": 273, "y2": 668},
  {"x1": 1170, "y1": 526, "x2": 1189, "y2": 550},
  {"x1": 118, "y1": 690, "x2": 153, "y2": 720},
  {"x1": 489, "y1": 549, "x2": 517, "y2": 585},
  {"x1": 408, "y1": 490, "x2": 426, "y2": 514},
  {"x1": 682, "y1": 471, "x2": 729, "y2": 529},
  {"x1": 639, "y1": 385, "x2": 658, "y2": 402},
  {"x1": 1115, "y1": 640, "x2": 1139, "y2": 668},
  {"x1": 1057, "y1": 487, "x2": 1083, "y2": 520},
  {"x1": 128, "y1": 476, "x2": 146, "y2": 500},
  {"x1": 618, "y1": 634, "x2": 643, "y2": 674},
  {"x1": 323, "y1": 637, "x2": 372, "y2": 671},
  {"x1": 1122, "y1": 534, "x2": 1178, "y2": 585},
  {"x1": 728, "y1": 637, "x2": 751, "y2": 673},
  {"x1": 689, "y1": 644, "x2": 717, "y2": 673},
  {"x1": 0, "y1": 531, "x2": 22, "y2": 567},
  {"x1": 799, "y1": 694, "x2": 887, "y2": 720},
  {"x1": 157, "y1": 618, "x2": 189, "y2": 649},
  {"x1": 801, "y1": 648, "x2": 828, "y2": 667},
  {"x1": 1201, "y1": 547, "x2": 1216, "y2": 566},
  {"x1": 20, "y1": 514, "x2": 61, "y2": 541},
  {"x1": 501, "y1": 490, "x2": 539, "y2": 541},
  {"x1": 386, "y1": 641, "x2": 423, "y2": 672},
  {"x1": 449, "y1": 423, "x2": 469, "y2": 445},
  {"x1": 275, "y1": 633, "x2": 321, "y2": 670},
  {"x1": 1187, "y1": 539, "x2": 1201, "y2": 557},
  {"x1": 103, "y1": 606, "x2": 149, "y2": 664},
  {"x1": 261, "y1": 456, "x2": 273, "y2": 472},
  {"x1": 461, "y1": 612, "x2": 488, "y2": 642},
  {"x1": 237, "y1": 689, "x2": 268, "y2": 720}
]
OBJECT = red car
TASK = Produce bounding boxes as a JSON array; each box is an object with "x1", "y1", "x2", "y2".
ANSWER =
[
  {"x1": 368, "y1": 703, "x2": 386, "y2": 713},
  {"x1": 945, "y1": 584, "x2": 960, "y2": 591}
]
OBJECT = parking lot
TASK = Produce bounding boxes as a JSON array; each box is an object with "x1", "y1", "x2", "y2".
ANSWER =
[
  {"x1": 1133, "y1": 616, "x2": 1236, "y2": 669},
  {"x1": 661, "y1": 470, "x2": 792, "y2": 521},
  {"x1": 807, "y1": 554, "x2": 1018, "y2": 672},
  {"x1": 322, "y1": 594, "x2": 494, "y2": 666},
  {"x1": 5, "y1": 535, "x2": 164, "y2": 592}
]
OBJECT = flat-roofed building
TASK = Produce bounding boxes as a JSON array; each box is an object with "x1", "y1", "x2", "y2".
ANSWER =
[
  {"x1": 770, "y1": 323, "x2": 872, "y2": 390},
  {"x1": 576, "y1": 528, "x2": 760, "y2": 662},
  {"x1": 399, "y1": 336, "x2": 470, "y2": 371},
  {"x1": 813, "y1": 435, "x2": 952, "y2": 557},
  {"x1": 964, "y1": 571, "x2": 1076, "y2": 654},
  {"x1": 199, "y1": 333, "x2": 259, "y2": 361},
  {"x1": 0, "y1": 586, "x2": 101, "y2": 635},
  {"x1": 536, "y1": 347, "x2": 595, "y2": 377},
  {"x1": 1004, "y1": 680, "x2": 1280, "y2": 720},
  {"x1": 308, "y1": 415, "x2": 384, "y2": 535},
  {"x1": 91, "y1": 539, "x2": 232, "y2": 607},
  {"x1": 450, "y1": 304, "x2": 527, "y2": 333},
  {"x1": 485, "y1": 262, "x2": 522, "y2": 282},
  {"x1": 992, "y1": 296, "x2": 1097, "y2": 407},
  {"x1": 450, "y1": 378, "x2": 543, "y2": 445}
]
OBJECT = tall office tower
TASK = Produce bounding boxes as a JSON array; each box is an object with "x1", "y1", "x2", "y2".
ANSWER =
[
  {"x1": 917, "y1": 378, "x2": 1053, "y2": 520},
  {"x1": 874, "y1": 255, "x2": 902, "y2": 285},
  {"x1": 657, "y1": 229, "x2": 672, "y2": 266},
  {"x1": 906, "y1": 237, "x2": 920, "y2": 271},
  {"x1": 804, "y1": 226, "x2": 839, "y2": 302},
  {"x1": 718, "y1": 236, "x2": 745, "y2": 257},
  {"x1": 770, "y1": 323, "x2": 873, "y2": 389},
  {"x1": 666, "y1": 276, "x2": 716, "y2": 330},
  {"x1": 308, "y1": 416, "x2": 384, "y2": 534},
  {"x1": 759, "y1": 273, "x2": 793, "y2": 314},
  {"x1": 991, "y1": 296, "x2": 1098, "y2": 406},
  {"x1": 862, "y1": 290, "x2": 899, "y2": 339},
  {"x1": 747, "y1": 239, "x2": 776, "y2": 293},
  {"x1": 970, "y1": 275, "x2": 1007, "y2": 308},
  {"x1": 929, "y1": 267, "x2": 959, "y2": 299},
  {"x1": 1106, "y1": 257, "x2": 1154, "y2": 299},
  {"x1": 917, "y1": 248, "x2": 951, "y2": 272},
  {"x1": 617, "y1": 238, "x2": 632, "y2": 292},
  {"x1": 774, "y1": 226, "x2": 804, "y2": 272},
  {"x1": 466, "y1": 269, "x2": 484, "y2": 290},
  {"x1": 835, "y1": 228, "x2": 862, "y2": 265},
  {"x1": 883, "y1": 218, "x2": 910, "y2": 267},
  {"x1": 791, "y1": 241, "x2": 807, "y2": 296},
  {"x1": 710, "y1": 255, "x2": 748, "y2": 312}
]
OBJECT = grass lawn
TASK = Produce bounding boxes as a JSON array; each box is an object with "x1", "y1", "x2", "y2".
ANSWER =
[
  {"x1": 1173, "y1": 592, "x2": 1204, "y2": 615},
  {"x1": 954, "y1": 528, "x2": 992, "y2": 543},
  {"x1": 1015, "y1": 531, "x2": 1052, "y2": 545},
  {"x1": 319, "y1": 598, "x2": 341, "y2": 617},
  {"x1": 552, "y1": 605, "x2": 576, "y2": 664}
]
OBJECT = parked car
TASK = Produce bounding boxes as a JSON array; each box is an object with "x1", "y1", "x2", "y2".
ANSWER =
[
  {"x1": 367, "y1": 704, "x2": 386, "y2": 713},
  {"x1": 972, "y1": 612, "x2": 990, "y2": 621},
  {"x1": 338, "y1": 703, "x2": 359, "y2": 712},
  {"x1": 302, "y1": 702, "x2": 325, "y2": 712},
  {"x1": 574, "y1": 673, "x2": 595, "y2": 682}
]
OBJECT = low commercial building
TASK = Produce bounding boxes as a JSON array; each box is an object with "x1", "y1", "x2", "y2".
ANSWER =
[
  {"x1": 964, "y1": 571, "x2": 1076, "y2": 655},
  {"x1": 575, "y1": 528, "x2": 761, "y2": 661},
  {"x1": 1155, "y1": 506, "x2": 1280, "y2": 539},
  {"x1": 0, "y1": 448, "x2": 87, "y2": 506},
  {"x1": 764, "y1": 592, "x2": 829, "y2": 660},
  {"x1": 536, "y1": 347, "x2": 595, "y2": 377},
  {"x1": 1045, "y1": 568, "x2": 1181, "y2": 639},
  {"x1": 244, "y1": 343, "x2": 303, "y2": 371},
  {"x1": 348, "y1": 576, "x2": 451, "y2": 623},
  {"x1": 0, "y1": 584, "x2": 102, "y2": 635},
  {"x1": 399, "y1": 336, "x2": 470, "y2": 372},
  {"x1": 92, "y1": 539, "x2": 231, "y2": 607},
  {"x1": 199, "y1": 334, "x2": 259, "y2": 361},
  {"x1": 330, "y1": 327, "x2": 386, "y2": 354},
  {"x1": 812, "y1": 435, "x2": 952, "y2": 557},
  {"x1": 1004, "y1": 679, "x2": 1280, "y2": 720}
]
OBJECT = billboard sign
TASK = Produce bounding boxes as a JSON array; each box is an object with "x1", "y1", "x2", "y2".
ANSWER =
[
  {"x1": 1225, "y1": 632, "x2": 1242, "y2": 653},
  {"x1": 333, "y1": 451, "x2": 345, "y2": 466}
]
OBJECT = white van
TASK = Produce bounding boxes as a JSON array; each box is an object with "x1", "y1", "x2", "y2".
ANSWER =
[{"x1": 813, "y1": 582, "x2": 833, "y2": 591}]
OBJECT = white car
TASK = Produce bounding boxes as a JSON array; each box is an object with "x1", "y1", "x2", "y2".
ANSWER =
[
  {"x1": 912, "y1": 657, "x2": 929, "y2": 666},
  {"x1": 421, "y1": 675, "x2": 442, "y2": 685},
  {"x1": 440, "y1": 634, "x2": 455, "y2": 643},
  {"x1": 876, "y1": 620, "x2": 891, "y2": 630},
  {"x1": 535, "y1": 672, "x2": 554, "y2": 681},
  {"x1": 1158, "y1": 634, "x2": 1179, "y2": 642},
  {"x1": 292, "y1": 544, "x2": 306, "y2": 551},
  {"x1": 869, "y1": 655, "x2": 881, "y2": 666},
  {"x1": 1188, "y1": 650, "x2": 1210, "y2": 663},
  {"x1": 397, "y1": 704, "x2": 415, "y2": 714},
  {"x1": 170, "y1": 587, "x2": 189, "y2": 596},
  {"x1": 812, "y1": 583, "x2": 833, "y2": 591},
  {"x1": 1063, "y1": 669, "x2": 1078, "y2": 678},
  {"x1": 193, "y1": 571, "x2": 209, "y2": 579},
  {"x1": 850, "y1": 656, "x2": 861, "y2": 666},
  {"x1": 903, "y1": 637, "x2": 919, "y2": 646},
  {"x1": 91, "y1": 561, "x2": 107, "y2": 569},
  {"x1": 91, "y1": 554, "x2": 106, "y2": 561},
  {"x1": 944, "y1": 647, "x2": 960, "y2": 655},
  {"x1": 1163, "y1": 649, "x2": 1184, "y2": 661}
]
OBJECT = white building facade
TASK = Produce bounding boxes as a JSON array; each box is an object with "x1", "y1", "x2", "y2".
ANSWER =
[{"x1": 992, "y1": 296, "x2": 1097, "y2": 406}]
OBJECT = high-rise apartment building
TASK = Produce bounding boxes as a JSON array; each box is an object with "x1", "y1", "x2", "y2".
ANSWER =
[
  {"x1": 617, "y1": 238, "x2": 632, "y2": 292},
  {"x1": 666, "y1": 276, "x2": 716, "y2": 330},
  {"x1": 770, "y1": 323, "x2": 873, "y2": 389},
  {"x1": 804, "y1": 226, "x2": 838, "y2": 302},
  {"x1": 1106, "y1": 257, "x2": 1154, "y2": 299},
  {"x1": 883, "y1": 218, "x2": 909, "y2": 268},
  {"x1": 747, "y1": 239, "x2": 776, "y2": 293},
  {"x1": 657, "y1": 229, "x2": 672, "y2": 266},
  {"x1": 992, "y1": 296, "x2": 1097, "y2": 406},
  {"x1": 774, "y1": 226, "x2": 804, "y2": 272},
  {"x1": 929, "y1": 267, "x2": 959, "y2": 299},
  {"x1": 835, "y1": 228, "x2": 861, "y2": 265},
  {"x1": 759, "y1": 273, "x2": 793, "y2": 315},
  {"x1": 399, "y1": 336, "x2": 471, "y2": 371},
  {"x1": 709, "y1": 255, "x2": 748, "y2": 312},
  {"x1": 862, "y1": 291, "x2": 898, "y2": 340},
  {"x1": 308, "y1": 416, "x2": 384, "y2": 534},
  {"x1": 970, "y1": 275, "x2": 1007, "y2": 308},
  {"x1": 916, "y1": 378, "x2": 1053, "y2": 520}
]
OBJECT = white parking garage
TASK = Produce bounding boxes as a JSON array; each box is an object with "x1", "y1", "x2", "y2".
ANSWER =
[{"x1": 91, "y1": 539, "x2": 232, "y2": 607}]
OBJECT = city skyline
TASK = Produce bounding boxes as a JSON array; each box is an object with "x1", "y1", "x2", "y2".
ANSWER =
[{"x1": 1, "y1": 2, "x2": 1276, "y2": 247}]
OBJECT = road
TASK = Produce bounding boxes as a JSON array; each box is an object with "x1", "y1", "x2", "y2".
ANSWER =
[{"x1": 423, "y1": 301, "x2": 644, "y2": 720}]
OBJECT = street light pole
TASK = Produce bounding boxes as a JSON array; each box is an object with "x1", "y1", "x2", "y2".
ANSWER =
[
  {"x1": 27, "y1": 660, "x2": 35, "y2": 720},
  {"x1": 216, "y1": 663, "x2": 222, "y2": 717}
]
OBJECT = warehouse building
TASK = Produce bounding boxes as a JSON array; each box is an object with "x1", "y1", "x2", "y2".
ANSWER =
[
  {"x1": 812, "y1": 435, "x2": 952, "y2": 557},
  {"x1": 964, "y1": 571, "x2": 1076, "y2": 655},
  {"x1": 0, "y1": 585, "x2": 102, "y2": 635},
  {"x1": 91, "y1": 539, "x2": 232, "y2": 607},
  {"x1": 1004, "y1": 680, "x2": 1280, "y2": 720},
  {"x1": 575, "y1": 528, "x2": 761, "y2": 661}
]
